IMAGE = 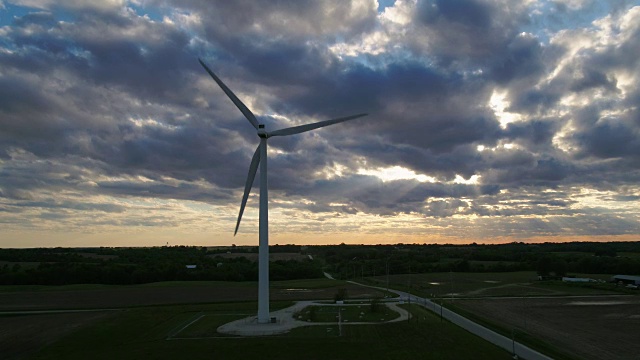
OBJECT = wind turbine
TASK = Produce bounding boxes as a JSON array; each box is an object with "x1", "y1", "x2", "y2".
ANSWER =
[{"x1": 199, "y1": 58, "x2": 367, "y2": 324}]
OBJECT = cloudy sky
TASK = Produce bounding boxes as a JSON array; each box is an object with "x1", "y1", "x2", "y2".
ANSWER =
[{"x1": 1, "y1": 0, "x2": 639, "y2": 248}]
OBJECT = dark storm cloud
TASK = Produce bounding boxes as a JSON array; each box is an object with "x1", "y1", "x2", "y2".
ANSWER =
[
  {"x1": 4, "y1": 6, "x2": 199, "y2": 105},
  {"x1": 411, "y1": 0, "x2": 531, "y2": 68},
  {"x1": 569, "y1": 68, "x2": 618, "y2": 93},
  {"x1": 13, "y1": 200, "x2": 126, "y2": 213},
  {"x1": 419, "y1": 0, "x2": 493, "y2": 28},
  {"x1": 489, "y1": 33, "x2": 546, "y2": 85},
  {"x1": 483, "y1": 156, "x2": 572, "y2": 186},
  {"x1": 167, "y1": 0, "x2": 377, "y2": 41},
  {"x1": 575, "y1": 120, "x2": 640, "y2": 161},
  {"x1": 97, "y1": 177, "x2": 232, "y2": 203},
  {"x1": 503, "y1": 119, "x2": 560, "y2": 151},
  {"x1": 274, "y1": 58, "x2": 504, "y2": 178}
]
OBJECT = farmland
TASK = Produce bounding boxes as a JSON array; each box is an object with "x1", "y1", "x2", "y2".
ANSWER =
[
  {"x1": 369, "y1": 271, "x2": 631, "y2": 298},
  {"x1": 0, "y1": 281, "x2": 512, "y2": 360},
  {"x1": 3, "y1": 304, "x2": 513, "y2": 360},
  {"x1": 369, "y1": 271, "x2": 639, "y2": 360},
  {"x1": 2, "y1": 243, "x2": 640, "y2": 359},
  {"x1": 453, "y1": 296, "x2": 640, "y2": 360},
  {"x1": 2, "y1": 272, "x2": 638, "y2": 359},
  {"x1": 0, "y1": 279, "x2": 382, "y2": 311}
]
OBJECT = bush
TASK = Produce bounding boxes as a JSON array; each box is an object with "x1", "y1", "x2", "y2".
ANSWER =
[
  {"x1": 334, "y1": 288, "x2": 348, "y2": 302},
  {"x1": 370, "y1": 297, "x2": 382, "y2": 313}
]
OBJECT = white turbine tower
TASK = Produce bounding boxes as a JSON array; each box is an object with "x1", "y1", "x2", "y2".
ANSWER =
[{"x1": 199, "y1": 59, "x2": 367, "y2": 324}]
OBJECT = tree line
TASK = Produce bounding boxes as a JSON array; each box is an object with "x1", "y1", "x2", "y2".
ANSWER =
[
  {"x1": 307, "y1": 241, "x2": 640, "y2": 279},
  {"x1": 1, "y1": 242, "x2": 639, "y2": 286},
  {"x1": 0, "y1": 246, "x2": 322, "y2": 286}
]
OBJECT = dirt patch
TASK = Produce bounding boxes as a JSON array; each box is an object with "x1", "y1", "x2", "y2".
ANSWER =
[
  {"x1": 455, "y1": 295, "x2": 640, "y2": 360},
  {"x1": 466, "y1": 283, "x2": 563, "y2": 297},
  {"x1": 0, "y1": 311, "x2": 115, "y2": 360}
]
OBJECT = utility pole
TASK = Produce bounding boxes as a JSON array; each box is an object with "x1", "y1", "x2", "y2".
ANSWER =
[
  {"x1": 512, "y1": 328, "x2": 517, "y2": 358},
  {"x1": 385, "y1": 258, "x2": 390, "y2": 297},
  {"x1": 351, "y1": 257, "x2": 358, "y2": 280},
  {"x1": 338, "y1": 307, "x2": 343, "y2": 337},
  {"x1": 450, "y1": 270, "x2": 454, "y2": 301}
]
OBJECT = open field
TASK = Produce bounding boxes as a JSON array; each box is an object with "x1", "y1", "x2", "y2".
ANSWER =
[
  {"x1": 0, "y1": 311, "x2": 116, "y2": 360},
  {"x1": 0, "y1": 261, "x2": 41, "y2": 269},
  {"x1": 3, "y1": 273, "x2": 637, "y2": 359},
  {"x1": 363, "y1": 271, "x2": 639, "y2": 359},
  {"x1": 0, "y1": 279, "x2": 384, "y2": 359},
  {"x1": 453, "y1": 295, "x2": 640, "y2": 360},
  {"x1": 0, "y1": 279, "x2": 383, "y2": 311},
  {"x1": 366, "y1": 271, "x2": 631, "y2": 298},
  {"x1": 16, "y1": 302, "x2": 511, "y2": 360},
  {"x1": 0, "y1": 278, "x2": 511, "y2": 360}
]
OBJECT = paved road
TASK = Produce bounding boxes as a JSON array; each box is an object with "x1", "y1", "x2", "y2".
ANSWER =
[
  {"x1": 348, "y1": 281, "x2": 553, "y2": 360},
  {"x1": 0, "y1": 308, "x2": 120, "y2": 315}
]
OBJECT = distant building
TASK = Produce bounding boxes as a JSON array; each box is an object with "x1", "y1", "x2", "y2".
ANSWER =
[
  {"x1": 185, "y1": 265, "x2": 197, "y2": 269},
  {"x1": 611, "y1": 275, "x2": 640, "y2": 285},
  {"x1": 562, "y1": 277, "x2": 593, "y2": 282},
  {"x1": 537, "y1": 275, "x2": 562, "y2": 281}
]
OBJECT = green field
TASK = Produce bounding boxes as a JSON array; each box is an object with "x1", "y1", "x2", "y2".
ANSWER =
[
  {"x1": 28, "y1": 302, "x2": 512, "y2": 360},
  {"x1": 5, "y1": 273, "x2": 635, "y2": 359},
  {"x1": 366, "y1": 271, "x2": 630, "y2": 298},
  {"x1": 0, "y1": 278, "x2": 342, "y2": 293}
]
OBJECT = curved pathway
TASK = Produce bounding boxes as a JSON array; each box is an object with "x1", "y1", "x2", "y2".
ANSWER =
[
  {"x1": 216, "y1": 274, "x2": 552, "y2": 359},
  {"x1": 347, "y1": 280, "x2": 553, "y2": 360},
  {"x1": 216, "y1": 299, "x2": 408, "y2": 336}
]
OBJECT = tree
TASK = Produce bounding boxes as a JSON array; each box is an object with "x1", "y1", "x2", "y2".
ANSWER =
[{"x1": 536, "y1": 256, "x2": 552, "y2": 276}]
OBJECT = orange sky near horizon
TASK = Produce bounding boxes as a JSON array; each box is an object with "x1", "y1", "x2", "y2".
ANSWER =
[{"x1": 1, "y1": 229, "x2": 637, "y2": 248}]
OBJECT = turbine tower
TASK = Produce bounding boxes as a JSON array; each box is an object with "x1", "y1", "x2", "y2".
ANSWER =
[{"x1": 199, "y1": 58, "x2": 367, "y2": 324}]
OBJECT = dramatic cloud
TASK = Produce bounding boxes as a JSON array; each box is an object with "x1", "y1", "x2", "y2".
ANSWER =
[{"x1": 1, "y1": 0, "x2": 639, "y2": 247}]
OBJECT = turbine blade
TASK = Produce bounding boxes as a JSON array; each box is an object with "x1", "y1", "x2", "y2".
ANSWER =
[
  {"x1": 198, "y1": 58, "x2": 260, "y2": 130},
  {"x1": 269, "y1": 113, "x2": 367, "y2": 137},
  {"x1": 234, "y1": 145, "x2": 261, "y2": 235}
]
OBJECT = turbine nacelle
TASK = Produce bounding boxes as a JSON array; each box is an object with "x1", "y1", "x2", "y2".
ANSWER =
[{"x1": 257, "y1": 124, "x2": 268, "y2": 138}]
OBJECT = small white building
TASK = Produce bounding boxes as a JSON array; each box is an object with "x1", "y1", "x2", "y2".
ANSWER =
[
  {"x1": 611, "y1": 275, "x2": 640, "y2": 285},
  {"x1": 185, "y1": 265, "x2": 197, "y2": 269}
]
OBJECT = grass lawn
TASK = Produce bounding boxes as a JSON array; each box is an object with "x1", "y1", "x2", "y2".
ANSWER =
[
  {"x1": 30, "y1": 301, "x2": 512, "y2": 360},
  {"x1": 271, "y1": 278, "x2": 348, "y2": 289},
  {"x1": 293, "y1": 302, "x2": 399, "y2": 323}
]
